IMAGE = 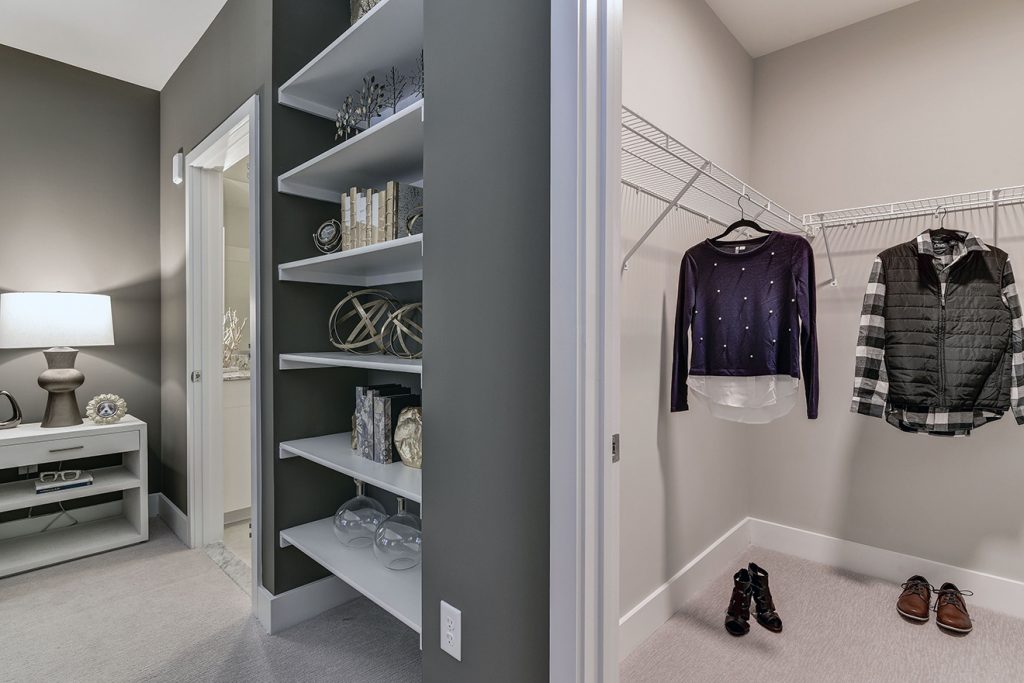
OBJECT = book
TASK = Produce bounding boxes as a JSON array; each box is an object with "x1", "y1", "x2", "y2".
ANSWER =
[
  {"x1": 341, "y1": 193, "x2": 353, "y2": 250},
  {"x1": 36, "y1": 472, "x2": 94, "y2": 495},
  {"x1": 385, "y1": 182, "x2": 424, "y2": 239},
  {"x1": 373, "y1": 393, "x2": 421, "y2": 463},
  {"x1": 355, "y1": 384, "x2": 409, "y2": 459},
  {"x1": 384, "y1": 182, "x2": 396, "y2": 241}
]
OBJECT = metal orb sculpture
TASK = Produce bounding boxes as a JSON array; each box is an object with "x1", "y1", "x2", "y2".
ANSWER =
[
  {"x1": 383, "y1": 303, "x2": 423, "y2": 360},
  {"x1": 394, "y1": 406, "x2": 422, "y2": 469},
  {"x1": 330, "y1": 289, "x2": 400, "y2": 355},
  {"x1": 314, "y1": 219, "x2": 343, "y2": 254}
]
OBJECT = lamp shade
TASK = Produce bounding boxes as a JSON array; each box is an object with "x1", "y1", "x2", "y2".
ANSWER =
[{"x1": 0, "y1": 292, "x2": 114, "y2": 349}]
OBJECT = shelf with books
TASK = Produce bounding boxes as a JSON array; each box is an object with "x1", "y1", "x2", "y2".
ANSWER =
[
  {"x1": 279, "y1": 433, "x2": 421, "y2": 503},
  {"x1": 279, "y1": 235, "x2": 423, "y2": 286},
  {"x1": 278, "y1": 351, "x2": 422, "y2": 374},
  {"x1": 278, "y1": 100, "x2": 424, "y2": 204},
  {"x1": 278, "y1": 0, "x2": 424, "y2": 121},
  {"x1": 0, "y1": 465, "x2": 141, "y2": 514},
  {"x1": 280, "y1": 516, "x2": 422, "y2": 633}
]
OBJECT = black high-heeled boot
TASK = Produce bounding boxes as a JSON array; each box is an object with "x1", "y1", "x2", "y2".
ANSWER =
[
  {"x1": 725, "y1": 568, "x2": 752, "y2": 636},
  {"x1": 749, "y1": 562, "x2": 783, "y2": 633}
]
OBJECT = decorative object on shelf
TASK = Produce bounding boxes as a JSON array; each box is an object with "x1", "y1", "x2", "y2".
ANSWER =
[
  {"x1": 350, "y1": 0, "x2": 381, "y2": 25},
  {"x1": 374, "y1": 392, "x2": 421, "y2": 463},
  {"x1": 329, "y1": 288, "x2": 399, "y2": 355},
  {"x1": 335, "y1": 94, "x2": 361, "y2": 141},
  {"x1": 412, "y1": 50, "x2": 425, "y2": 99},
  {"x1": 85, "y1": 394, "x2": 128, "y2": 425},
  {"x1": 36, "y1": 469, "x2": 93, "y2": 494},
  {"x1": 223, "y1": 309, "x2": 248, "y2": 370},
  {"x1": 405, "y1": 210, "x2": 424, "y2": 238},
  {"x1": 356, "y1": 384, "x2": 406, "y2": 459},
  {"x1": 373, "y1": 497, "x2": 422, "y2": 571},
  {"x1": 394, "y1": 406, "x2": 422, "y2": 469},
  {"x1": 314, "y1": 219, "x2": 344, "y2": 254},
  {"x1": 0, "y1": 391, "x2": 22, "y2": 430},
  {"x1": 333, "y1": 479, "x2": 387, "y2": 547},
  {"x1": 387, "y1": 182, "x2": 424, "y2": 240},
  {"x1": 382, "y1": 66, "x2": 408, "y2": 116},
  {"x1": 0, "y1": 292, "x2": 115, "y2": 428},
  {"x1": 383, "y1": 303, "x2": 423, "y2": 359},
  {"x1": 357, "y1": 74, "x2": 384, "y2": 130},
  {"x1": 351, "y1": 414, "x2": 358, "y2": 449}
]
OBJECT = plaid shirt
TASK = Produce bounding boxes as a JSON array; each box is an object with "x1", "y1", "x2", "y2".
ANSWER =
[{"x1": 851, "y1": 231, "x2": 1024, "y2": 436}]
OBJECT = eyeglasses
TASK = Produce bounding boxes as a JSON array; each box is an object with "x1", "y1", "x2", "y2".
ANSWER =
[{"x1": 39, "y1": 470, "x2": 82, "y2": 483}]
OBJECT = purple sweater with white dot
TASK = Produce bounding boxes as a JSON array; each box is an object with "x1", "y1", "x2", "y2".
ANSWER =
[{"x1": 671, "y1": 231, "x2": 819, "y2": 418}]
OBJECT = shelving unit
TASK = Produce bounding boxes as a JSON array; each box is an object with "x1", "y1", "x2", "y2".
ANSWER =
[
  {"x1": 279, "y1": 234, "x2": 423, "y2": 286},
  {"x1": 280, "y1": 433, "x2": 421, "y2": 503},
  {"x1": 0, "y1": 517, "x2": 143, "y2": 578},
  {"x1": 277, "y1": 100, "x2": 424, "y2": 203},
  {"x1": 280, "y1": 517, "x2": 422, "y2": 632},
  {"x1": 275, "y1": 0, "x2": 425, "y2": 639},
  {"x1": 278, "y1": 351, "x2": 422, "y2": 374},
  {"x1": 278, "y1": 0, "x2": 424, "y2": 120}
]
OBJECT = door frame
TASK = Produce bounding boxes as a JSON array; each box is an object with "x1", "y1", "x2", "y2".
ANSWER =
[
  {"x1": 550, "y1": 1, "x2": 622, "y2": 680},
  {"x1": 185, "y1": 95, "x2": 262, "y2": 601}
]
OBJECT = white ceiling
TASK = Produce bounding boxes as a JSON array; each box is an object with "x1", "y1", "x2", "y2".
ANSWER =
[
  {"x1": 0, "y1": 0, "x2": 228, "y2": 90},
  {"x1": 705, "y1": 0, "x2": 922, "y2": 57}
]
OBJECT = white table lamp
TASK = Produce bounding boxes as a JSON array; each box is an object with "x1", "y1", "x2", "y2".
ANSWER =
[{"x1": 0, "y1": 292, "x2": 114, "y2": 428}]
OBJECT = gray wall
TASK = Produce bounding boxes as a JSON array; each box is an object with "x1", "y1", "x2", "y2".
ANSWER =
[
  {"x1": 0, "y1": 45, "x2": 161, "y2": 489},
  {"x1": 422, "y1": 1, "x2": 550, "y2": 680},
  {"x1": 159, "y1": 0, "x2": 273, "y2": 513},
  {"x1": 619, "y1": 0, "x2": 755, "y2": 621},
  {"x1": 749, "y1": 0, "x2": 1024, "y2": 582}
]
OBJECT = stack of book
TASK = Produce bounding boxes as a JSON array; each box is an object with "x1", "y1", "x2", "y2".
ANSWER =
[
  {"x1": 341, "y1": 182, "x2": 423, "y2": 251},
  {"x1": 355, "y1": 384, "x2": 422, "y2": 465}
]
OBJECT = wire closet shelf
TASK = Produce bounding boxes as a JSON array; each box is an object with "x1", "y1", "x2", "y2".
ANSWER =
[{"x1": 621, "y1": 106, "x2": 808, "y2": 272}]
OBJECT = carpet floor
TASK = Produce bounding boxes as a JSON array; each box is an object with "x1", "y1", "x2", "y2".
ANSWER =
[
  {"x1": 621, "y1": 547, "x2": 1024, "y2": 683},
  {"x1": 0, "y1": 519, "x2": 421, "y2": 683}
]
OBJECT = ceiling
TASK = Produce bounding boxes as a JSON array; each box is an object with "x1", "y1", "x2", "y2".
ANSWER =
[
  {"x1": 0, "y1": 0, "x2": 228, "y2": 90},
  {"x1": 705, "y1": 0, "x2": 922, "y2": 57}
]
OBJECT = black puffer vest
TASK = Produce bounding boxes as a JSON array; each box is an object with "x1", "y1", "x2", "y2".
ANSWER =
[{"x1": 880, "y1": 241, "x2": 1011, "y2": 411}]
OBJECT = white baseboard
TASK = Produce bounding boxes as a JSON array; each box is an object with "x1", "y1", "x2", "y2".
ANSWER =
[
  {"x1": 153, "y1": 493, "x2": 190, "y2": 546},
  {"x1": 618, "y1": 517, "x2": 750, "y2": 660},
  {"x1": 256, "y1": 575, "x2": 361, "y2": 635},
  {"x1": 619, "y1": 516, "x2": 1024, "y2": 660},
  {"x1": 747, "y1": 517, "x2": 1024, "y2": 622}
]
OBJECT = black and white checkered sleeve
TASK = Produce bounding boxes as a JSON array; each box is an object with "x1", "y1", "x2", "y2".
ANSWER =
[
  {"x1": 851, "y1": 258, "x2": 888, "y2": 418},
  {"x1": 1002, "y1": 261, "x2": 1024, "y2": 425}
]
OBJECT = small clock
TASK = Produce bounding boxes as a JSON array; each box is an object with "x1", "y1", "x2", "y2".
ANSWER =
[
  {"x1": 314, "y1": 219, "x2": 343, "y2": 254},
  {"x1": 86, "y1": 394, "x2": 128, "y2": 425}
]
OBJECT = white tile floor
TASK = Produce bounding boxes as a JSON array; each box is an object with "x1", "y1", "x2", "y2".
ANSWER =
[{"x1": 223, "y1": 520, "x2": 251, "y2": 567}]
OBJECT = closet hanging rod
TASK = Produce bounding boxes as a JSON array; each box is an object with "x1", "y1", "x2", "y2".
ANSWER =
[{"x1": 803, "y1": 184, "x2": 1024, "y2": 230}]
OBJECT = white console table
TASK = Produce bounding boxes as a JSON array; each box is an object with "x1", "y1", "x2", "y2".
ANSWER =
[{"x1": 0, "y1": 416, "x2": 148, "y2": 578}]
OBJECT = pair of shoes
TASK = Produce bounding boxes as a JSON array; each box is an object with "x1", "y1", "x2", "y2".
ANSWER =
[
  {"x1": 896, "y1": 575, "x2": 973, "y2": 634},
  {"x1": 725, "y1": 563, "x2": 783, "y2": 636}
]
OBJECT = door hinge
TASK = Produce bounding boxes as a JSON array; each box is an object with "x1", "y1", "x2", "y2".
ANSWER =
[
  {"x1": 191, "y1": 370, "x2": 202, "y2": 383},
  {"x1": 611, "y1": 433, "x2": 620, "y2": 463}
]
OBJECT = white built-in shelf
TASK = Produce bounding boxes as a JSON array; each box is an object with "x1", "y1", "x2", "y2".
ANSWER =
[
  {"x1": 0, "y1": 516, "x2": 145, "y2": 578},
  {"x1": 280, "y1": 433, "x2": 421, "y2": 503},
  {"x1": 0, "y1": 466, "x2": 141, "y2": 514},
  {"x1": 278, "y1": 0, "x2": 424, "y2": 120},
  {"x1": 280, "y1": 516, "x2": 422, "y2": 632},
  {"x1": 279, "y1": 235, "x2": 423, "y2": 286},
  {"x1": 279, "y1": 352, "x2": 422, "y2": 374},
  {"x1": 278, "y1": 100, "x2": 424, "y2": 204}
]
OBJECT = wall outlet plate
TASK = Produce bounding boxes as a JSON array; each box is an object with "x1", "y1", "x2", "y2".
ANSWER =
[
  {"x1": 440, "y1": 600, "x2": 461, "y2": 661},
  {"x1": 18, "y1": 465, "x2": 38, "y2": 475}
]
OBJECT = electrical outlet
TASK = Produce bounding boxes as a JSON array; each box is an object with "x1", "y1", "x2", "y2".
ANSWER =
[
  {"x1": 440, "y1": 600, "x2": 461, "y2": 661},
  {"x1": 18, "y1": 465, "x2": 38, "y2": 476}
]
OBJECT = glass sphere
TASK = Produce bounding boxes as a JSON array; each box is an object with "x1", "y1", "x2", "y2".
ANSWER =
[
  {"x1": 373, "y1": 497, "x2": 422, "y2": 571},
  {"x1": 333, "y1": 481, "x2": 386, "y2": 548}
]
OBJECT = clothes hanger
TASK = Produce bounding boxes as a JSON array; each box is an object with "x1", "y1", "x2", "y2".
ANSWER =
[
  {"x1": 711, "y1": 194, "x2": 771, "y2": 242},
  {"x1": 930, "y1": 206, "x2": 966, "y2": 242}
]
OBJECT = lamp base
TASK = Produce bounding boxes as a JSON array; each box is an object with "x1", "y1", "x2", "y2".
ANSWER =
[{"x1": 38, "y1": 347, "x2": 84, "y2": 428}]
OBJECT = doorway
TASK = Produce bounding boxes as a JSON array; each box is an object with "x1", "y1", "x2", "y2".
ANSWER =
[{"x1": 184, "y1": 95, "x2": 261, "y2": 600}]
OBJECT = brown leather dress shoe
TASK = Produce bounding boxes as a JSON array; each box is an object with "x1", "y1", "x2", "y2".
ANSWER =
[
  {"x1": 935, "y1": 583, "x2": 973, "y2": 634},
  {"x1": 896, "y1": 575, "x2": 932, "y2": 621}
]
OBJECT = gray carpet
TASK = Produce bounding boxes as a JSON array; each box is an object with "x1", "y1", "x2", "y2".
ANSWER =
[
  {"x1": 0, "y1": 519, "x2": 421, "y2": 683},
  {"x1": 622, "y1": 547, "x2": 1024, "y2": 683}
]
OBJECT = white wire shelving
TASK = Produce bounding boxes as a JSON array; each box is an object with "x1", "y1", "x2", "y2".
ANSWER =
[{"x1": 620, "y1": 106, "x2": 808, "y2": 272}]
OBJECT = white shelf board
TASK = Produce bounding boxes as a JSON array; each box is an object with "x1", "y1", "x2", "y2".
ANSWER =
[
  {"x1": 0, "y1": 516, "x2": 144, "y2": 577},
  {"x1": 279, "y1": 235, "x2": 423, "y2": 286},
  {"x1": 279, "y1": 352, "x2": 422, "y2": 374},
  {"x1": 0, "y1": 466, "x2": 141, "y2": 514},
  {"x1": 278, "y1": 100, "x2": 424, "y2": 204},
  {"x1": 280, "y1": 516, "x2": 421, "y2": 632},
  {"x1": 278, "y1": 0, "x2": 424, "y2": 120},
  {"x1": 280, "y1": 433, "x2": 421, "y2": 503}
]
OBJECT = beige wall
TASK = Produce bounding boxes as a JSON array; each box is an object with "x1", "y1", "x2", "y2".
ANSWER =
[
  {"x1": 620, "y1": 0, "x2": 754, "y2": 614},
  {"x1": 748, "y1": 0, "x2": 1024, "y2": 581}
]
